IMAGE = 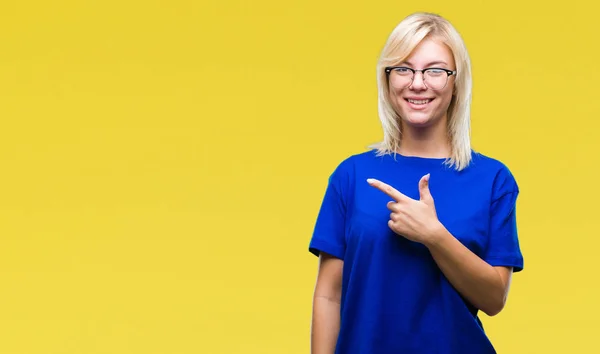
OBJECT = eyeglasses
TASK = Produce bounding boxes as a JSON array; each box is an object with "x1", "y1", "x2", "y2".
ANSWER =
[{"x1": 385, "y1": 66, "x2": 457, "y2": 91}]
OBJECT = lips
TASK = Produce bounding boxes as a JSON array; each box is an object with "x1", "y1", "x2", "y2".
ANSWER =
[
  {"x1": 404, "y1": 97, "x2": 434, "y2": 110},
  {"x1": 406, "y1": 98, "x2": 433, "y2": 104}
]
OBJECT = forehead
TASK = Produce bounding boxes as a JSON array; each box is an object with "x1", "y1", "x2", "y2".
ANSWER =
[{"x1": 403, "y1": 38, "x2": 455, "y2": 67}]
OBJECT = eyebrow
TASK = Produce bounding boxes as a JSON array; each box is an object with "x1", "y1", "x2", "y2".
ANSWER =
[{"x1": 401, "y1": 60, "x2": 448, "y2": 67}]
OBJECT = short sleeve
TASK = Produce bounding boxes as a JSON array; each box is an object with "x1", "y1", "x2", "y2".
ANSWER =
[
  {"x1": 308, "y1": 161, "x2": 350, "y2": 260},
  {"x1": 483, "y1": 166, "x2": 524, "y2": 272}
]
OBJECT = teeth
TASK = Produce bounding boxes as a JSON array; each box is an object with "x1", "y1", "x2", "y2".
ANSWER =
[{"x1": 408, "y1": 99, "x2": 430, "y2": 104}]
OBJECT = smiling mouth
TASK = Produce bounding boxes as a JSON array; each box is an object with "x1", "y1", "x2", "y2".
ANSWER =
[{"x1": 405, "y1": 98, "x2": 434, "y2": 105}]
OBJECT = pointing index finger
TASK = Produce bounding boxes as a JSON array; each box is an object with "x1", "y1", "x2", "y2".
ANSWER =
[{"x1": 367, "y1": 178, "x2": 406, "y2": 202}]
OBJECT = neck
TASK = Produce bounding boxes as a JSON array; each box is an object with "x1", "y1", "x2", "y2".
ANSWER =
[{"x1": 397, "y1": 118, "x2": 451, "y2": 158}]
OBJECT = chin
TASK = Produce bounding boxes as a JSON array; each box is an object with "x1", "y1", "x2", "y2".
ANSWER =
[{"x1": 402, "y1": 114, "x2": 435, "y2": 128}]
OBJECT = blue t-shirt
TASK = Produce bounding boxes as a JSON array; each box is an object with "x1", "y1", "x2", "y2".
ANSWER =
[{"x1": 308, "y1": 149, "x2": 523, "y2": 354}]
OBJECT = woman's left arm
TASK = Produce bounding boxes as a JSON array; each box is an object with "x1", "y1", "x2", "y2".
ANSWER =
[
  {"x1": 425, "y1": 227, "x2": 513, "y2": 316},
  {"x1": 367, "y1": 175, "x2": 515, "y2": 316}
]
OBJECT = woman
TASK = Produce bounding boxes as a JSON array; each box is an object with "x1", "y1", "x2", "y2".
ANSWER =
[{"x1": 308, "y1": 12, "x2": 524, "y2": 354}]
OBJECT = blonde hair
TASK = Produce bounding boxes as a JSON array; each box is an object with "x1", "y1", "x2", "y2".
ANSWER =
[{"x1": 369, "y1": 12, "x2": 473, "y2": 170}]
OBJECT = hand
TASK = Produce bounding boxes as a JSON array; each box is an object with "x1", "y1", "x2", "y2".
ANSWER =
[{"x1": 367, "y1": 174, "x2": 443, "y2": 245}]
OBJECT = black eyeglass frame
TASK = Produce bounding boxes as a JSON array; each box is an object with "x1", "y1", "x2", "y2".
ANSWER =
[{"x1": 384, "y1": 66, "x2": 457, "y2": 90}]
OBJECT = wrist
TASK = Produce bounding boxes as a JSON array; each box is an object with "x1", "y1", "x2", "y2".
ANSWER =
[{"x1": 425, "y1": 221, "x2": 450, "y2": 249}]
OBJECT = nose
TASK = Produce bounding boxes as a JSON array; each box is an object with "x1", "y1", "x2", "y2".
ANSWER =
[{"x1": 409, "y1": 71, "x2": 427, "y2": 91}]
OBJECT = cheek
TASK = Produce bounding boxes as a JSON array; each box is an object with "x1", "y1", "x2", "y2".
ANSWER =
[
  {"x1": 436, "y1": 90, "x2": 454, "y2": 111},
  {"x1": 388, "y1": 88, "x2": 406, "y2": 111},
  {"x1": 389, "y1": 85, "x2": 404, "y2": 100}
]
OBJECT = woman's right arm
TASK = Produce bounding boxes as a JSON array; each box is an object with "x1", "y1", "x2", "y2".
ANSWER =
[{"x1": 311, "y1": 252, "x2": 344, "y2": 354}]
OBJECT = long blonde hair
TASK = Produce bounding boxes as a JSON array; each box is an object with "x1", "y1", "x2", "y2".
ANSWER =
[{"x1": 369, "y1": 12, "x2": 473, "y2": 171}]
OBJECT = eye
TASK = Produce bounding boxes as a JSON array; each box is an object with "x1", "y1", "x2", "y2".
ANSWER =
[
  {"x1": 392, "y1": 67, "x2": 412, "y2": 75},
  {"x1": 426, "y1": 69, "x2": 445, "y2": 77}
]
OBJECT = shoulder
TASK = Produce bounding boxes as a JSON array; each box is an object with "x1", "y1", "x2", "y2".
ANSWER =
[
  {"x1": 469, "y1": 150, "x2": 519, "y2": 196},
  {"x1": 328, "y1": 149, "x2": 378, "y2": 175},
  {"x1": 324, "y1": 149, "x2": 378, "y2": 190}
]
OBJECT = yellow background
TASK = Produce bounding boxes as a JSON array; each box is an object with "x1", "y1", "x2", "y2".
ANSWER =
[{"x1": 0, "y1": 0, "x2": 598, "y2": 353}]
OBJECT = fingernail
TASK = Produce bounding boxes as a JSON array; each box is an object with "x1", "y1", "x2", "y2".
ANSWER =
[{"x1": 367, "y1": 178, "x2": 375, "y2": 184}]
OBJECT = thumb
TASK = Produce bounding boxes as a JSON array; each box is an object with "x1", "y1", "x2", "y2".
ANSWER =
[{"x1": 419, "y1": 173, "x2": 432, "y2": 202}]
